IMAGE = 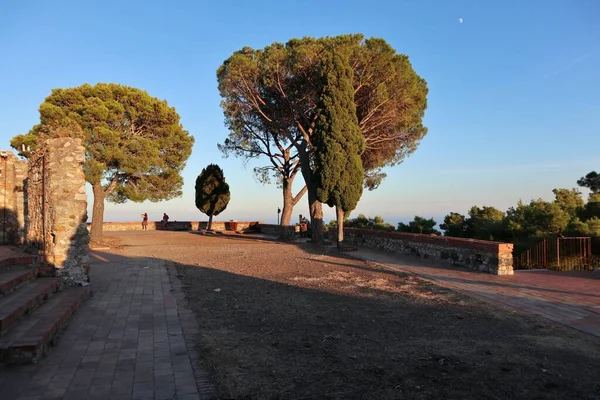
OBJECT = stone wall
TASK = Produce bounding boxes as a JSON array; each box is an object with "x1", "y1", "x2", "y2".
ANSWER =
[
  {"x1": 27, "y1": 139, "x2": 90, "y2": 284},
  {"x1": 257, "y1": 224, "x2": 297, "y2": 240},
  {"x1": 92, "y1": 221, "x2": 259, "y2": 232},
  {"x1": 344, "y1": 228, "x2": 514, "y2": 275},
  {"x1": 0, "y1": 152, "x2": 27, "y2": 244}
]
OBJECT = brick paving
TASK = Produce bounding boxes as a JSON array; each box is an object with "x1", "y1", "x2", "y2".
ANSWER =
[
  {"x1": 0, "y1": 252, "x2": 216, "y2": 400},
  {"x1": 349, "y1": 246, "x2": 600, "y2": 337}
]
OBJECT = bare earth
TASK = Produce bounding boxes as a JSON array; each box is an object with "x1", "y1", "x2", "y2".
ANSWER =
[{"x1": 108, "y1": 231, "x2": 600, "y2": 400}]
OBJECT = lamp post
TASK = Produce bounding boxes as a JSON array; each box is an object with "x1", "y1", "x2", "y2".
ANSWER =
[{"x1": 277, "y1": 207, "x2": 281, "y2": 225}]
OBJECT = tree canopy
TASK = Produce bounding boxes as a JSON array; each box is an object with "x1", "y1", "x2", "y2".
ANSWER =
[
  {"x1": 11, "y1": 83, "x2": 194, "y2": 242},
  {"x1": 439, "y1": 212, "x2": 467, "y2": 237},
  {"x1": 577, "y1": 171, "x2": 600, "y2": 193},
  {"x1": 217, "y1": 34, "x2": 428, "y2": 241},
  {"x1": 552, "y1": 188, "x2": 584, "y2": 217},
  {"x1": 466, "y1": 206, "x2": 506, "y2": 240},
  {"x1": 195, "y1": 164, "x2": 231, "y2": 230}
]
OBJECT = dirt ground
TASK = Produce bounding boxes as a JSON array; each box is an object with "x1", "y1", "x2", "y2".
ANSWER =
[{"x1": 108, "y1": 231, "x2": 600, "y2": 400}]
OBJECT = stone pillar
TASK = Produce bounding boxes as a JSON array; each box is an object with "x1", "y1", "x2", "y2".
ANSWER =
[
  {"x1": 44, "y1": 138, "x2": 89, "y2": 284},
  {"x1": 26, "y1": 138, "x2": 90, "y2": 284}
]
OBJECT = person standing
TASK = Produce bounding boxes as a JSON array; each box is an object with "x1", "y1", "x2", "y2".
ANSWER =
[
  {"x1": 142, "y1": 213, "x2": 148, "y2": 230},
  {"x1": 162, "y1": 213, "x2": 169, "y2": 229}
]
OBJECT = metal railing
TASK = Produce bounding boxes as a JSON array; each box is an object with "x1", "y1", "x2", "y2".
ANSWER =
[{"x1": 514, "y1": 237, "x2": 593, "y2": 271}]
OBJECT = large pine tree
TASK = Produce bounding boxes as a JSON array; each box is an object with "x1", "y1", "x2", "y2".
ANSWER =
[
  {"x1": 313, "y1": 47, "x2": 365, "y2": 249},
  {"x1": 11, "y1": 83, "x2": 194, "y2": 243}
]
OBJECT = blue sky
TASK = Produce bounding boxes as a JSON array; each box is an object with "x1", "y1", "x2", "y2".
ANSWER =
[{"x1": 1, "y1": 0, "x2": 599, "y2": 225}]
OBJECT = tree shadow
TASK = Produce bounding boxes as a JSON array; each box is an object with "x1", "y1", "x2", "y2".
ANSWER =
[
  {"x1": 0, "y1": 234, "x2": 591, "y2": 400},
  {"x1": 164, "y1": 250, "x2": 600, "y2": 399}
]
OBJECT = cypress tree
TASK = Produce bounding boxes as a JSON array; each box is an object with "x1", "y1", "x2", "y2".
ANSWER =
[
  {"x1": 313, "y1": 48, "x2": 365, "y2": 249},
  {"x1": 195, "y1": 164, "x2": 231, "y2": 230}
]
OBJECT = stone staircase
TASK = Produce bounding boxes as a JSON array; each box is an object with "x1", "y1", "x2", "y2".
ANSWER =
[{"x1": 0, "y1": 255, "x2": 89, "y2": 364}]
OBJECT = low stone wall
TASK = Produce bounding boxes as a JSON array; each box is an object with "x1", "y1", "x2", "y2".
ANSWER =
[
  {"x1": 91, "y1": 221, "x2": 259, "y2": 232},
  {"x1": 257, "y1": 224, "x2": 297, "y2": 240},
  {"x1": 344, "y1": 228, "x2": 514, "y2": 275}
]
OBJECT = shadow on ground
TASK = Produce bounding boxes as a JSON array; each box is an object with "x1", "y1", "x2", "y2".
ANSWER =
[
  {"x1": 8, "y1": 231, "x2": 593, "y2": 400},
  {"x1": 153, "y1": 234, "x2": 600, "y2": 400}
]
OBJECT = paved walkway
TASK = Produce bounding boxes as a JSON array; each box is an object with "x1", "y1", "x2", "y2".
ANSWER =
[
  {"x1": 0, "y1": 251, "x2": 215, "y2": 400},
  {"x1": 348, "y1": 246, "x2": 600, "y2": 337}
]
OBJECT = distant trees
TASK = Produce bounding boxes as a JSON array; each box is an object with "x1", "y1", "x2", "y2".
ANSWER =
[
  {"x1": 552, "y1": 188, "x2": 585, "y2": 216},
  {"x1": 506, "y1": 200, "x2": 569, "y2": 239},
  {"x1": 466, "y1": 206, "x2": 506, "y2": 240},
  {"x1": 11, "y1": 83, "x2": 194, "y2": 243},
  {"x1": 327, "y1": 175, "x2": 600, "y2": 249},
  {"x1": 439, "y1": 213, "x2": 467, "y2": 237},
  {"x1": 397, "y1": 216, "x2": 440, "y2": 235},
  {"x1": 342, "y1": 214, "x2": 395, "y2": 231},
  {"x1": 439, "y1": 181, "x2": 600, "y2": 243},
  {"x1": 577, "y1": 171, "x2": 600, "y2": 193},
  {"x1": 217, "y1": 34, "x2": 428, "y2": 242},
  {"x1": 195, "y1": 164, "x2": 231, "y2": 231}
]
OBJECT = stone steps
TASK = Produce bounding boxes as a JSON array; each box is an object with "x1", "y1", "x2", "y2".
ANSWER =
[
  {"x1": 0, "y1": 286, "x2": 89, "y2": 364},
  {"x1": 0, "y1": 255, "x2": 40, "y2": 270},
  {"x1": 0, "y1": 278, "x2": 62, "y2": 334},
  {"x1": 0, "y1": 267, "x2": 39, "y2": 296}
]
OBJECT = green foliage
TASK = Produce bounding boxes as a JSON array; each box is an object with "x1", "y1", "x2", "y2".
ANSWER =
[
  {"x1": 217, "y1": 34, "x2": 428, "y2": 214},
  {"x1": 579, "y1": 193, "x2": 600, "y2": 222},
  {"x1": 440, "y1": 212, "x2": 467, "y2": 237},
  {"x1": 552, "y1": 188, "x2": 584, "y2": 218},
  {"x1": 506, "y1": 199, "x2": 569, "y2": 239},
  {"x1": 397, "y1": 216, "x2": 441, "y2": 235},
  {"x1": 577, "y1": 171, "x2": 600, "y2": 193},
  {"x1": 11, "y1": 83, "x2": 194, "y2": 202},
  {"x1": 440, "y1": 177, "x2": 600, "y2": 254},
  {"x1": 564, "y1": 217, "x2": 600, "y2": 237},
  {"x1": 195, "y1": 164, "x2": 231, "y2": 218},
  {"x1": 466, "y1": 206, "x2": 507, "y2": 240},
  {"x1": 217, "y1": 34, "x2": 427, "y2": 243},
  {"x1": 313, "y1": 47, "x2": 364, "y2": 213},
  {"x1": 343, "y1": 214, "x2": 395, "y2": 231},
  {"x1": 587, "y1": 217, "x2": 600, "y2": 236}
]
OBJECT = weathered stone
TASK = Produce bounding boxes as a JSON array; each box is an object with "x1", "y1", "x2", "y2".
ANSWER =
[
  {"x1": 25, "y1": 138, "x2": 90, "y2": 285},
  {"x1": 0, "y1": 152, "x2": 28, "y2": 245},
  {"x1": 342, "y1": 228, "x2": 514, "y2": 275}
]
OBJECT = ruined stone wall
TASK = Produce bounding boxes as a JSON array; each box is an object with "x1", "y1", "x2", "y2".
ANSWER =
[
  {"x1": 0, "y1": 152, "x2": 28, "y2": 245},
  {"x1": 45, "y1": 138, "x2": 89, "y2": 283},
  {"x1": 26, "y1": 150, "x2": 49, "y2": 253},
  {"x1": 343, "y1": 228, "x2": 514, "y2": 275},
  {"x1": 26, "y1": 139, "x2": 89, "y2": 284}
]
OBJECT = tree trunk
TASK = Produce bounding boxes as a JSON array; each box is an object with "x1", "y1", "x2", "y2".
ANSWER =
[
  {"x1": 90, "y1": 182, "x2": 105, "y2": 244},
  {"x1": 308, "y1": 188, "x2": 324, "y2": 244},
  {"x1": 295, "y1": 146, "x2": 324, "y2": 244},
  {"x1": 280, "y1": 178, "x2": 294, "y2": 226},
  {"x1": 336, "y1": 207, "x2": 344, "y2": 250},
  {"x1": 208, "y1": 214, "x2": 213, "y2": 231}
]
